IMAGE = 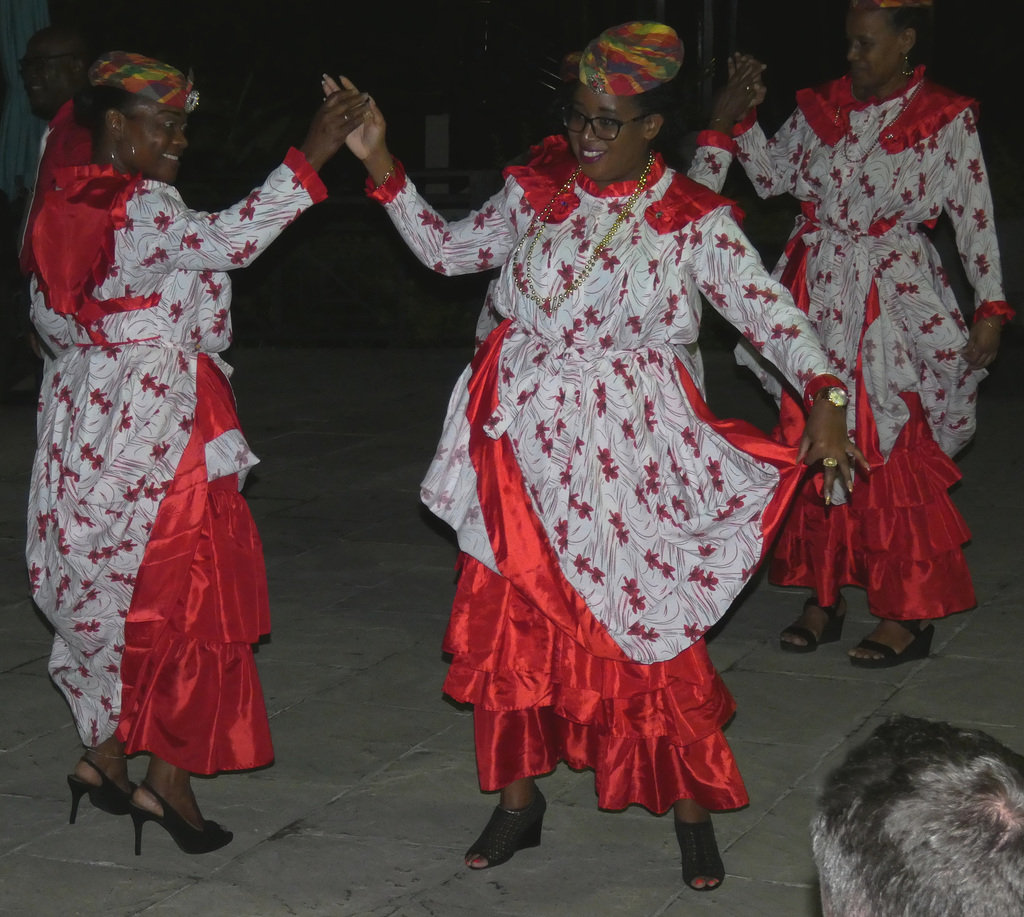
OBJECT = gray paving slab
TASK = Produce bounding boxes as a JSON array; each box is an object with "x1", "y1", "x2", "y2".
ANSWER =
[{"x1": 1, "y1": 339, "x2": 1022, "y2": 916}]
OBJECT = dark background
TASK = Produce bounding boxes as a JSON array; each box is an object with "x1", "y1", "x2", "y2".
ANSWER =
[{"x1": 3, "y1": 0, "x2": 1018, "y2": 350}]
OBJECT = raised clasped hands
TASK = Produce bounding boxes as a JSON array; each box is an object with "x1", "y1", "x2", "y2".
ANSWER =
[
  {"x1": 299, "y1": 77, "x2": 374, "y2": 171},
  {"x1": 709, "y1": 52, "x2": 766, "y2": 131},
  {"x1": 322, "y1": 75, "x2": 393, "y2": 182},
  {"x1": 798, "y1": 398, "x2": 871, "y2": 505}
]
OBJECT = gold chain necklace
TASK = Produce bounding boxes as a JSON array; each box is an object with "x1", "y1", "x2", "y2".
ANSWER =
[
  {"x1": 513, "y1": 153, "x2": 656, "y2": 316},
  {"x1": 836, "y1": 81, "x2": 921, "y2": 164}
]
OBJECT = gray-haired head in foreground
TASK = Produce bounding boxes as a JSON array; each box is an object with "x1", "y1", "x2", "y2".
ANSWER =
[{"x1": 811, "y1": 714, "x2": 1024, "y2": 917}]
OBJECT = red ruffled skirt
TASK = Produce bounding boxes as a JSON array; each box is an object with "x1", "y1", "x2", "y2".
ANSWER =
[
  {"x1": 116, "y1": 355, "x2": 273, "y2": 774},
  {"x1": 444, "y1": 556, "x2": 747, "y2": 814},
  {"x1": 769, "y1": 391, "x2": 974, "y2": 620}
]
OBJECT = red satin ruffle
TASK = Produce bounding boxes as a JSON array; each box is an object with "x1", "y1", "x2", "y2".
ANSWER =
[
  {"x1": 444, "y1": 556, "x2": 747, "y2": 813},
  {"x1": 117, "y1": 355, "x2": 272, "y2": 773},
  {"x1": 769, "y1": 394, "x2": 974, "y2": 620}
]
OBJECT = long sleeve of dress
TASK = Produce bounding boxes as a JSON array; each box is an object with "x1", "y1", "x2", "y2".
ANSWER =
[
  {"x1": 681, "y1": 206, "x2": 830, "y2": 395},
  {"x1": 687, "y1": 111, "x2": 807, "y2": 205},
  {"x1": 371, "y1": 169, "x2": 521, "y2": 278},
  {"x1": 938, "y1": 108, "x2": 1009, "y2": 316},
  {"x1": 126, "y1": 148, "x2": 326, "y2": 278}
]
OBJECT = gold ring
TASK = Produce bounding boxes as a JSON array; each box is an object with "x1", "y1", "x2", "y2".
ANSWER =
[{"x1": 822, "y1": 457, "x2": 838, "y2": 468}]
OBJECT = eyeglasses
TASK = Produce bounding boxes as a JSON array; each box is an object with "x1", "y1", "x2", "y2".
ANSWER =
[
  {"x1": 562, "y1": 106, "x2": 645, "y2": 141},
  {"x1": 18, "y1": 53, "x2": 77, "y2": 75}
]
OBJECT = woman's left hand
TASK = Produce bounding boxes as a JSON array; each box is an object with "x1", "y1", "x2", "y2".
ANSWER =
[
  {"x1": 797, "y1": 398, "x2": 870, "y2": 502},
  {"x1": 962, "y1": 317, "x2": 1002, "y2": 370}
]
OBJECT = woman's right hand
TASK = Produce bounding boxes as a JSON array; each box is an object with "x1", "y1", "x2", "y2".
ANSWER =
[{"x1": 708, "y1": 52, "x2": 766, "y2": 132}]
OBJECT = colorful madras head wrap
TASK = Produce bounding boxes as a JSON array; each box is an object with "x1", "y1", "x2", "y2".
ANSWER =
[
  {"x1": 89, "y1": 51, "x2": 199, "y2": 113},
  {"x1": 849, "y1": 0, "x2": 933, "y2": 8},
  {"x1": 578, "y1": 21, "x2": 683, "y2": 96}
]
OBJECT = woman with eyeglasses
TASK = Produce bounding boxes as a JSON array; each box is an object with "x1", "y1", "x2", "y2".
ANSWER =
[
  {"x1": 337, "y1": 21, "x2": 864, "y2": 889},
  {"x1": 25, "y1": 52, "x2": 369, "y2": 855},
  {"x1": 689, "y1": 0, "x2": 1012, "y2": 667}
]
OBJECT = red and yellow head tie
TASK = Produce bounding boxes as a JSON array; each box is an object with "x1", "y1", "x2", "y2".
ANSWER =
[
  {"x1": 89, "y1": 51, "x2": 199, "y2": 112},
  {"x1": 578, "y1": 21, "x2": 683, "y2": 96}
]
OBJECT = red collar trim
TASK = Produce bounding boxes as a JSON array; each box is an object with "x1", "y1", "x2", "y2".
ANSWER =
[
  {"x1": 575, "y1": 154, "x2": 667, "y2": 198},
  {"x1": 505, "y1": 135, "x2": 668, "y2": 223},
  {"x1": 797, "y1": 67, "x2": 977, "y2": 153}
]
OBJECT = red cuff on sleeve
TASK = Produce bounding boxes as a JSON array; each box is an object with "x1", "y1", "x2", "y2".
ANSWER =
[
  {"x1": 974, "y1": 300, "x2": 1015, "y2": 326},
  {"x1": 283, "y1": 147, "x2": 328, "y2": 204},
  {"x1": 733, "y1": 108, "x2": 757, "y2": 137},
  {"x1": 695, "y1": 129, "x2": 738, "y2": 155},
  {"x1": 364, "y1": 159, "x2": 407, "y2": 204},
  {"x1": 803, "y1": 373, "x2": 847, "y2": 413}
]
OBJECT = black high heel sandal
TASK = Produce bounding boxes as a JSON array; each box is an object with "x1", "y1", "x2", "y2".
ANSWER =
[
  {"x1": 67, "y1": 758, "x2": 134, "y2": 823},
  {"x1": 465, "y1": 787, "x2": 546, "y2": 869},
  {"x1": 780, "y1": 595, "x2": 846, "y2": 653},
  {"x1": 129, "y1": 782, "x2": 233, "y2": 855},
  {"x1": 676, "y1": 817, "x2": 725, "y2": 891}
]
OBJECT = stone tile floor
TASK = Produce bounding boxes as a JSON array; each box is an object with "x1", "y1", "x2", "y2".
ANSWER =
[{"x1": 1, "y1": 340, "x2": 1021, "y2": 916}]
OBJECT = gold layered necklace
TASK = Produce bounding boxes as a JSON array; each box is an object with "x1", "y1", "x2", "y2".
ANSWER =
[{"x1": 514, "y1": 153, "x2": 656, "y2": 316}]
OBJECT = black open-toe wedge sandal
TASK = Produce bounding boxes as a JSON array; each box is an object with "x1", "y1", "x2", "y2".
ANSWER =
[
  {"x1": 780, "y1": 595, "x2": 846, "y2": 653},
  {"x1": 465, "y1": 788, "x2": 546, "y2": 869},
  {"x1": 849, "y1": 619, "x2": 934, "y2": 669},
  {"x1": 676, "y1": 817, "x2": 725, "y2": 891}
]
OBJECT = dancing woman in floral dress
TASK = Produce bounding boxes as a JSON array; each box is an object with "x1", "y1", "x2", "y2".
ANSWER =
[{"x1": 337, "y1": 22, "x2": 863, "y2": 889}]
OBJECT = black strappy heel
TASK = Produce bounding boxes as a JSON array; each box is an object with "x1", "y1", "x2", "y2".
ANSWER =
[
  {"x1": 129, "y1": 782, "x2": 233, "y2": 855},
  {"x1": 67, "y1": 758, "x2": 134, "y2": 823},
  {"x1": 465, "y1": 788, "x2": 546, "y2": 869},
  {"x1": 676, "y1": 817, "x2": 725, "y2": 891}
]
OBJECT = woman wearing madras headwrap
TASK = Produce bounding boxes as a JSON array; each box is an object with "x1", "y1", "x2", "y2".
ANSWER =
[
  {"x1": 333, "y1": 22, "x2": 865, "y2": 889},
  {"x1": 25, "y1": 52, "x2": 370, "y2": 854},
  {"x1": 689, "y1": 0, "x2": 1012, "y2": 666}
]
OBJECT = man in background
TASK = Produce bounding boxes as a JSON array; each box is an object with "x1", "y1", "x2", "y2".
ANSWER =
[
  {"x1": 17, "y1": 25, "x2": 92, "y2": 275},
  {"x1": 4, "y1": 25, "x2": 92, "y2": 386}
]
